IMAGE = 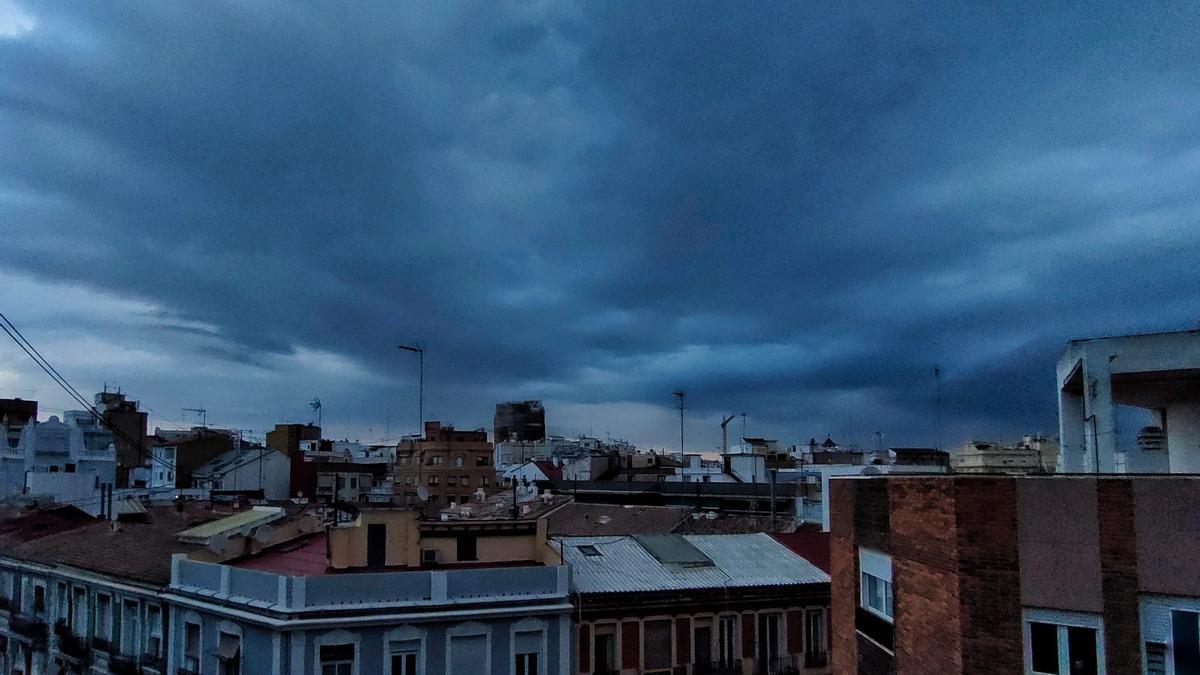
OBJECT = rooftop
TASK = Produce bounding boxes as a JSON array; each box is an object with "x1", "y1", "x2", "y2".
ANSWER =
[{"x1": 559, "y1": 532, "x2": 828, "y2": 594}]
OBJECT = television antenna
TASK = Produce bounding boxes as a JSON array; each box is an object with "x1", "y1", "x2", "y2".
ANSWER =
[
  {"x1": 310, "y1": 398, "x2": 322, "y2": 429},
  {"x1": 182, "y1": 407, "x2": 207, "y2": 428}
]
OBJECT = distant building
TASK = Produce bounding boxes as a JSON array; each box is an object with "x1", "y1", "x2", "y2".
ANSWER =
[
  {"x1": 888, "y1": 447, "x2": 950, "y2": 468},
  {"x1": 94, "y1": 390, "x2": 148, "y2": 487},
  {"x1": 950, "y1": 440, "x2": 1047, "y2": 474},
  {"x1": 494, "y1": 400, "x2": 546, "y2": 443},
  {"x1": 264, "y1": 422, "x2": 322, "y2": 456},
  {"x1": 666, "y1": 453, "x2": 737, "y2": 483},
  {"x1": 147, "y1": 427, "x2": 236, "y2": 490},
  {"x1": 562, "y1": 532, "x2": 831, "y2": 674},
  {"x1": 190, "y1": 445, "x2": 290, "y2": 499},
  {"x1": 395, "y1": 421, "x2": 494, "y2": 509},
  {"x1": 1058, "y1": 329, "x2": 1200, "y2": 473},
  {"x1": 1014, "y1": 434, "x2": 1060, "y2": 473},
  {"x1": 0, "y1": 398, "x2": 37, "y2": 428},
  {"x1": 830, "y1": 473, "x2": 1200, "y2": 675},
  {"x1": 0, "y1": 412, "x2": 116, "y2": 500}
]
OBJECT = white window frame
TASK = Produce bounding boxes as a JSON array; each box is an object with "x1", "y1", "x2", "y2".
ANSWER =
[
  {"x1": 510, "y1": 617, "x2": 548, "y2": 675},
  {"x1": 145, "y1": 603, "x2": 163, "y2": 657},
  {"x1": 182, "y1": 611, "x2": 204, "y2": 673},
  {"x1": 121, "y1": 598, "x2": 141, "y2": 656},
  {"x1": 858, "y1": 548, "x2": 893, "y2": 622},
  {"x1": 314, "y1": 629, "x2": 360, "y2": 675},
  {"x1": 717, "y1": 613, "x2": 739, "y2": 668},
  {"x1": 446, "y1": 622, "x2": 492, "y2": 675},
  {"x1": 216, "y1": 619, "x2": 244, "y2": 675},
  {"x1": 95, "y1": 592, "x2": 113, "y2": 642},
  {"x1": 384, "y1": 626, "x2": 425, "y2": 675},
  {"x1": 1023, "y1": 608, "x2": 1105, "y2": 675}
]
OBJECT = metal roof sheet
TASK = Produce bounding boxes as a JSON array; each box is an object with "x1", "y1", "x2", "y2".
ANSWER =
[
  {"x1": 176, "y1": 506, "x2": 283, "y2": 543},
  {"x1": 558, "y1": 532, "x2": 829, "y2": 594}
]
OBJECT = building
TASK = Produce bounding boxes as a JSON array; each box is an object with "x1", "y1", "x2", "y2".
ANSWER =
[
  {"x1": 494, "y1": 435, "x2": 634, "y2": 476},
  {"x1": 395, "y1": 421, "x2": 494, "y2": 509},
  {"x1": 288, "y1": 454, "x2": 392, "y2": 504},
  {"x1": 950, "y1": 440, "x2": 1047, "y2": 474},
  {"x1": 265, "y1": 422, "x2": 322, "y2": 456},
  {"x1": 0, "y1": 398, "x2": 37, "y2": 429},
  {"x1": 667, "y1": 453, "x2": 737, "y2": 483},
  {"x1": 887, "y1": 447, "x2": 950, "y2": 469},
  {"x1": 0, "y1": 501, "x2": 261, "y2": 675},
  {"x1": 147, "y1": 427, "x2": 237, "y2": 490},
  {"x1": 829, "y1": 473, "x2": 1200, "y2": 675},
  {"x1": 1014, "y1": 434, "x2": 1060, "y2": 473},
  {"x1": 94, "y1": 390, "x2": 148, "y2": 487},
  {"x1": 190, "y1": 445, "x2": 291, "y2": 499},
  {"x1": 0, "y1": 412, "x2": 116, "y2": 501},
  {"x1": 561, "y1": 532, "x2": 831, "y2": 674},
  {"x1": 1058, "y1": 329, "x2": 1200, "y2": 473},
  {"x1": 494, "y1": 400, "x2": 546, "y2": 443},
  {"x1": 165, "y1": 505, "x2": 571, "y2": 675}
]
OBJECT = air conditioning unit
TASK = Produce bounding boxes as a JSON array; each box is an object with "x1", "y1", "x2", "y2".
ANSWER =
[{"x1": 421, "y1": 549, "x2": 440, "y2": 564}]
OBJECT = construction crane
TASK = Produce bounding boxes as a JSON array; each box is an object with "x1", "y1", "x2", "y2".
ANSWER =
[
  {"x1": 720, "y1": 414, "x2": 736, "y2": 454},
  {"x1": 182, "y1": 407, "x2": 207, "y2": 428}
]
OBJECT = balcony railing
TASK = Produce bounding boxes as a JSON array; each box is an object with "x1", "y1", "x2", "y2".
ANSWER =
[
  {"x1": 10, "y1": 612, "x2": 49, "y2": 645},
  {"x1": 804, "y1": 651, "x2": 829, "y2": 668},
  {"x1": 109, "y1": 653, "x2": 140, "y2": 675},
  {"x1": 54, "y1": 620, "x2": 90, "y2": 661},
  {"x1": 753, "y1": 657, "x2": 800, "y2": 675}
]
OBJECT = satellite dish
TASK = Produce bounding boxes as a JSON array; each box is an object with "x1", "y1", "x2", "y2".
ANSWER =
[
  {"x1": 705, "y1": 511, "x2": 718, "y2": 520},
  {"x1": 207, "y1": 533, "x2": 231, "y2": 555},
  {"x1": 253, "y1": 524, "x2": 275, "y2": 544},
  {"x1": 416, "y1": 486, "x2": 430, "y2": 502}
]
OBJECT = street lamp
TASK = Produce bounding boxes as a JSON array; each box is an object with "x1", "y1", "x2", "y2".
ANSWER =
[{"x1": 399, "y1": 344, "x2": 424, "y2": 437}]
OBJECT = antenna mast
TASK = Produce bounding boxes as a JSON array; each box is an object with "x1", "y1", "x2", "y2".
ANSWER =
[
  {"x1": 672, "y1": 391, "x2": 686, "y2": 458},
  {"x1": 182, "y1": 407, "x2": 207, "y2": 428}
]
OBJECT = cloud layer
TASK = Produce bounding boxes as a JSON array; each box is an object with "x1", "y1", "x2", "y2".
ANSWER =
[{"x1": 2, "y1": 2, "x2": 1198, "y2": 449}]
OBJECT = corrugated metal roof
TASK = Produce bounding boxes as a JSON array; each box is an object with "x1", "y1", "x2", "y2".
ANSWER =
[
  {"x1": 558, "y1": 532, "x2": 829, "y2": 594},
  {"x1": 176, "y1": 506, "x2": 284, "y2": 543}
]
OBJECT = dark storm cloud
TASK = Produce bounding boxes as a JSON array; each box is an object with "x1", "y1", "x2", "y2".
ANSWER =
[{"x1": 2, "y1": 1, "x2": 1199, "y2": 446}]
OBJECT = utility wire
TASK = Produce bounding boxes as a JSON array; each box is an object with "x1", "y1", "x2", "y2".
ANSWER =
[{"x1": 0, "y1": 312, "x2": 177, "y2": 474}]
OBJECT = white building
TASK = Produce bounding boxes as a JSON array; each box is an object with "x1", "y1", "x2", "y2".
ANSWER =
[
  {"x1": 950, "y1": 440, "x2": 1047, "y2": 474},
  {"x1": 665, "y1": 453, "x2": 736, "y2": 483},
  {"x1": 190, "y1": 446, "x2": 291, "y2": 499},
  {"x1": 1058, "y1": 330, "x2": 1200, "y2": 473},
  {"x1": 0, "y1": 412, "x2": 116, "y2": 499}
]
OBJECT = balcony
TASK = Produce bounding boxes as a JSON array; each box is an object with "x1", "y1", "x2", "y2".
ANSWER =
[
  {"x1": 109, "y1": 653, "x2": 140, "y2": 675},
  {"x1": 53, "y1": 620, "x2": 90, "y2": 661},
  {"x1": 753, "y1": 657, "x2": 800, "y2": 675},
  {"x1": 10, "y1": 612, "x2": 49, "y2": 645}
]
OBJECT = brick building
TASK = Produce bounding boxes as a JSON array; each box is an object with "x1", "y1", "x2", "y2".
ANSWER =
[
  {"x1": 829, "y1": 474, "x2": 1200, "y2": 675},
  {"x1": 395, "y1": 421, "x2": 494, "y2": 509}
]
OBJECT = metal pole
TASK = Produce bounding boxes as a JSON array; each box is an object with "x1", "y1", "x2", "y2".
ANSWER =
[{"x1": 419, "y1": 349, "x2": 424, "y2": 434}]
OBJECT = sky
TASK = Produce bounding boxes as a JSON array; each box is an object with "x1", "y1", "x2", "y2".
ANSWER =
[{"x1": 1, "y1": 2, "x2": 1198, "y2": 452}]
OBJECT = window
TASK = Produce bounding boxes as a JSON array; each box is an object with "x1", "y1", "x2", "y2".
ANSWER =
[
  {"x1": 447, "y1": 476, "x2": 457, "y2": 487},
  {"x1": 388, "y1": 638, "x2": 420, "y2": 675},
  {"x1": 858, "y1": 548, "x2": 893, "y2": 621},
  {"x1": 184, "y1": 622, "x2": 202, "y2": 671},
  {"x1": 430, "y1": 456, "x2": 443, "y2": 466},
  {"x1": 320, "y1": 643, "x2": 355, "y2": 675},
  {"x1": 593, "y1": 626, "x2": 617, "y2": 673},
  {"x1": 1024, "y1": 610, "x2": 1102, "y2": 675},
  {"x1": 1172, "y1": 610, "x2": 1198, "y2": 675},
  {"x1": 428, "y1": 476, "x2": 439, "y2": 486},
  {"x1": 121, "y1": 599, "x2": 140, "y2": 655},
  {"x1": 454, "y1": 456, "x2": 464, "y2": 467},
  {"x1": 146, "y1": 604, "x2": 163, "y2": 656},
  {"x1": 58, "y1": 581, "x2": 74, "y2": 622},
  {"x1": 71, "y1": 587, "x2": 87, "y2": 635},
  {"x1": 349, "y1": 477, "x2": 358, "y2": 489},
  {"x1": 33, "y1": 583, "x2": 45, "y2": 615},
  {"x1": 757, "y1": 613, "x2": 780, "y2": 666},
  {"x1": 475, "y1": 455, "x2": 489, "y2": 467},
  {"x1": 644, "y1": 619, "x2": 673, "y2": 671},
  {"x1": 718, "y1": 615, "x2": 738, "y2": 668},
  {"x1": 694, "y1": 619, "x2": 713, "y2": 666},
  {"x1": 457, "y1": 535, "x2": 478, "y2": 561},
  {"x1": 515, "y1": 652, "x2": 538, "y2": 675},
  {"x1": 804, "y1": 608, "x2": 828, "y2": 667},
  {"x1": 96, "y1": 593, "x2": 113, "y2": 642},
  {"x1": 217, "y1": 631, "x2": 242, "y2": 675},
  {"x1": 481, "y1": 476, "x2": 490, "y2": 487},
  {"x1": 577, "y1": 545, "x2": 602, "y2": 557}
]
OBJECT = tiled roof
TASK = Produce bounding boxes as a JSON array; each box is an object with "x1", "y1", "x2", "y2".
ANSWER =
[
  {"x1": 0, "y1": 505, "x2": 218, "y2": 586},
  {"x1": 532, "y1": 460, "x2": 562, "y2": 481},
  {"x1": 558, "y1": 532, "x2": 829, "y2": 594}
]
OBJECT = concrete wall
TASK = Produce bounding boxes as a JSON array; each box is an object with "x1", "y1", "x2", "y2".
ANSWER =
[{"x1": 329, "y1": 510, "x2": 420, "y2": 569}]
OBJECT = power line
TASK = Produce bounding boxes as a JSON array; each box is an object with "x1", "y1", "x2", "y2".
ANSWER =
[{"x1": 0, "y1": 312, "x2": 176, "y2": 474}]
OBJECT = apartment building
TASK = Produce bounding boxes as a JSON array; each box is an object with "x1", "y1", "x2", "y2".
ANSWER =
[
  {"x1": 830, "y1": 474, "x2": 1200, "y2": 675},
  {"x1": 395, "y1": 421, "x2": 494, "y2": 508}
]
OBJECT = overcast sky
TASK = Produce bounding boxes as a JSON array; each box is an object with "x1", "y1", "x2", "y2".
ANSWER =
[{"x1": 1, "y1": 2, "x2": 1197, "y2": 451}]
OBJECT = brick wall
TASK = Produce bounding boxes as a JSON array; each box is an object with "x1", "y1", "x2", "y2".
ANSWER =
[
  {"x1": 954, "y1": 477, "x2": 1023, "y2": 675},
  {"x1": 1097, "y1": 479, "x2": 1141, "y2": 674},
  {"x1": 889, "y1": 478, "x2": 961, "y2": 674},
  {"x1": 830, "y1": 477, "x2": 862, "y2": 675}
]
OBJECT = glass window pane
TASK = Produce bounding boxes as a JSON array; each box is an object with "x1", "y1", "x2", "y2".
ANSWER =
[
  {"x1": 1174, "y1": 611, "x2": 1200, "y2": 675},
  {"x1": 1030, "y1": 622, "x2": 1060, "y2": 674},
  {"x1": 1066, "y1": 626, "x2": 1097, "y2": 675}
]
